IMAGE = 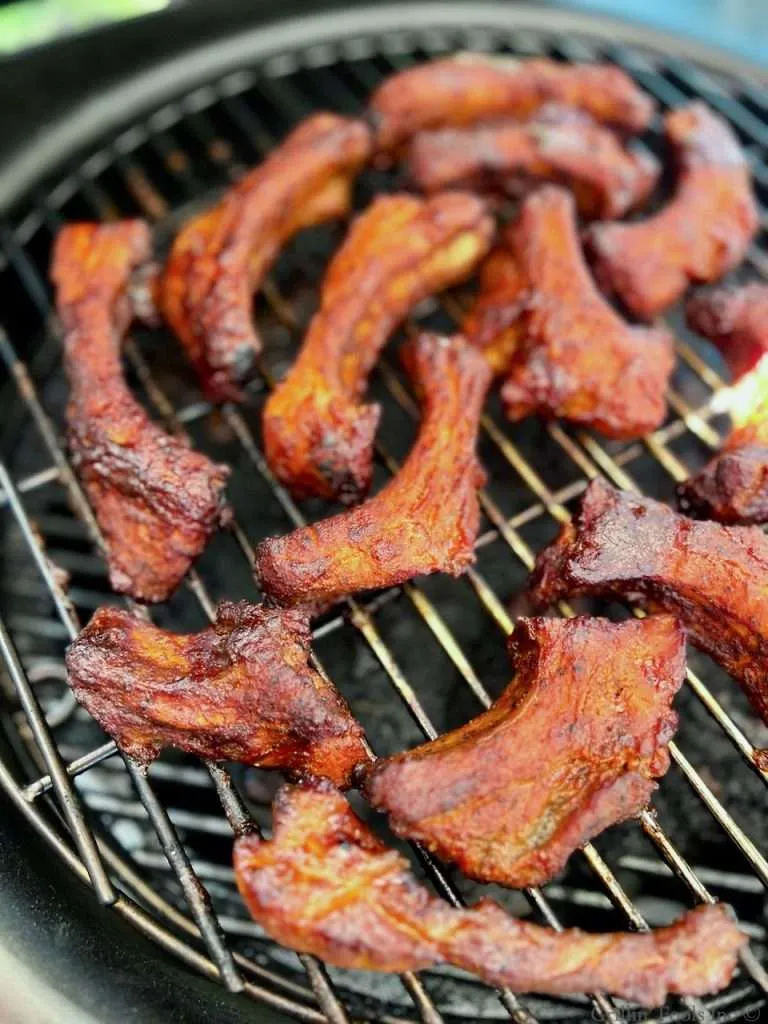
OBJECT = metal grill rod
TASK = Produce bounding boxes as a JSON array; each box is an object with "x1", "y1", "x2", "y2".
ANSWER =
[
  {"x1": 0, "y1": 466, "x2": 60, "y2": 505},
  {"x1": 22, "y1": 740, "x2": 118, "y2": 801},
  {"x1": 0, "y1": 459, "x2": 246, "y2": 995},
  {"x1": 0, "y1": 599, "x2": 113, "y2": 903},
  {"x1": 0, "y1": 749, "x2": 335, "y2": 1024}
]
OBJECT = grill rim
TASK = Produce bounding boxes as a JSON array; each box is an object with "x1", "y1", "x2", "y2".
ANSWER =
[
  {"x1": 1, "y1": 4, "x2": 768, "y2": 1023},
  {"x1": 1, "y1": 0, "x2": 767, "y2": 217}
]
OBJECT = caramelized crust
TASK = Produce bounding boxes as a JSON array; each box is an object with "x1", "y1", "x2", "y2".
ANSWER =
[
  {"x1": 409, "y1": 105, "x2": 659, "y2": 219},
  {"x1": 234, "y1": 779, "x2": 743, "y2": 1005},
  {"x1": 370, "y1": 54, "x2": 654, "y2": 154},
  {"x1": 256, "y1": 333, "x2": 490, "y2": 607},
  {"x1": 530, "y1": 479, "x2": 768, "y2": 723},
  {"x1": 263, "y1": 193, "x2": 493, "y2": 503},
  {"x1": 586, "y1": 103, "x2": 758, "y2": 320},
  {"x1": 52, "y1": 221, "x2": 230, "y2": 604},
  {"x1": 677, "y1": 435, "x2": 768, "y2": 525},
  {"x1": 679, "y1": 285, "x2": 768, "y2": 524},
  {"x1": 65, "y1": 602, "x2": 369, "y2": 786},
  {"x1": 364, "y1": 615, "x2": 684, "y2": 888},
  {"x1": 464, "y1": 186, "x2": 674, "y2": 437},
  {"x1": 160, "y1": 114, "x2": 372, "y2": 402}
]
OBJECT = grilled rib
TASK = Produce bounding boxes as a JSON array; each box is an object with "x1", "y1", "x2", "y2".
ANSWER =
[
  {"x1": 234, "y1": 778, "x2": 743, "y2": 1005},
  {"x1": 364, "y1": 615, "x2": 684, "y2": 888},
  {"x1": 464, "y1": 186, "x2": 674, "y2": 437},
  {"x1": 52, "y1": 220, "x2": 230, "y2": 603},
  {"x1": 370, "y1": 53, "x2": 654, "y2": 154},
  {"x1": 409, "y1": 105, "x2": 659, "y2": 218},
  {"x1": 160, "y1": 114, "x2": 372, "y2": 402},
  {"x1": 256, "y1": 333, "x2": 490, "y2": 607},
  {"x1": 66, "y1": 602, "x2": 370, "y2": 787},
  {"x1": 263, "y1": 192, "x2": 493, "y2": 503},
  {"x1": 530, "y1": 478, "x2": 768, "y2": 724},
  {"x1": 586, "y1": 102, "x2": 758, "y2": 320}
]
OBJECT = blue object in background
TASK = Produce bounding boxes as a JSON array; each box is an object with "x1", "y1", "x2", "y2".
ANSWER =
[
  {"x1": 561, "y1": 0, "x2": 767, "y2": 65},
  {"x1": 0, "y1": 0, "x2": 765, "y2": 66}
]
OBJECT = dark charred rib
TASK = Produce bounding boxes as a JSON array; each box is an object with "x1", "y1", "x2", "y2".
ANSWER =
[
  {"x1": 256, "y1": 333, "x2": 490, "y2": 608},
  {"x1": 263, "y1": 192, "x2": 493, "y2": 503},
  {"x1": 65, "y1": 602, "x2": 370, "y2": 788},
  {"x1": 678, "y1": 284, "x2": 768, "y2": 524},
  {"x1": 586, "y1": 102, "x2": 758, "y2": 320},
  {"x1": 370, "y1": 53, "x2": 654, "y2": 155},
  {"x1": 409, "y1": 105, "x2": 659, "y2": 219},
  {"x1": 530, "y1": 478, "x2": 768, "y2": 724},
  {"x1": 160, "y1": 114, "x2": 372, "y2": 402},
  {"x1": 234, "y1": 778, "x2": 743, "y2": 1006},
  {"x1": 464, "y1": 186, "x2": 674, "y2": 438},
  {"x1": 52, "y1": 220, "x2": 230, "y2": 603},
  {"x1": 364, "y1": 615, "x2": 684, "y2": 888}
]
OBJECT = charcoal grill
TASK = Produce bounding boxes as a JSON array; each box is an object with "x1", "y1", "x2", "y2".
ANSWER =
[{"x1": 1, "y1": 2, "x2": 767, "y2": 1022}]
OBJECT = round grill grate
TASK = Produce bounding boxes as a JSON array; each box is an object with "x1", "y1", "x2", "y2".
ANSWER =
[{"x1": 0, "y1": 6, "x2": 767, "y2": 1022}]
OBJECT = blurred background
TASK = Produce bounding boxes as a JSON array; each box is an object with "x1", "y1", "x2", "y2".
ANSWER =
[{"x1": 0, "y1": 0, "x2": 766, "y2": 63}]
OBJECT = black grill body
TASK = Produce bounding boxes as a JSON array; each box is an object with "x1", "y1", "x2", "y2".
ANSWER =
[{"x1": 0, "y1": 3, "x2": 766, "y2": 1022}]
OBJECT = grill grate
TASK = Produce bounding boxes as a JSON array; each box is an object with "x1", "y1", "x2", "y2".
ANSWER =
[{"x1": 1, "y1": 14, "x2": 767, "y2": 1024}]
